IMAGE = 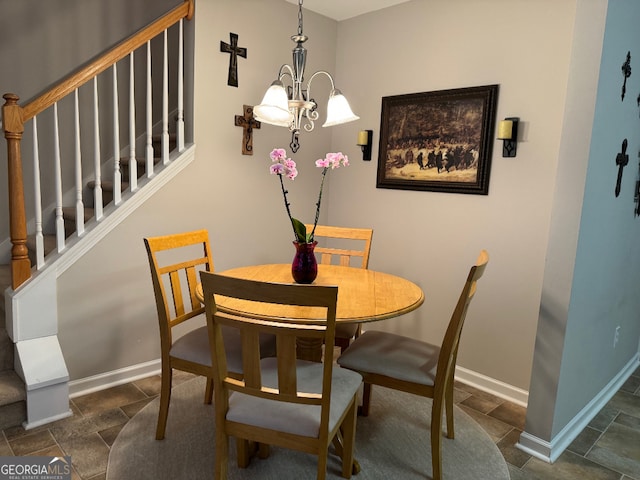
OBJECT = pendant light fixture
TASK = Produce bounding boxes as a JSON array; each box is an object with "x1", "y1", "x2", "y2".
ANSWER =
[{"x1": 253, "y1": 0, "x2": 359, "y2": 153}]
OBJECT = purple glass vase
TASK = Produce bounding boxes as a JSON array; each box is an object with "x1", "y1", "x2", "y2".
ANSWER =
[{"x1": 291, "y1": 241, "x2": 318, "y2": 284}]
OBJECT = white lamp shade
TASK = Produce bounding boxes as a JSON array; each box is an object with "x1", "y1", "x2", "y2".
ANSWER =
[
  {"x1": 323, "y1": 89, "x2": 359, "y2": 127},
  {"x1": 253, "y1": 81, "x2": 294, "y2": 127}
]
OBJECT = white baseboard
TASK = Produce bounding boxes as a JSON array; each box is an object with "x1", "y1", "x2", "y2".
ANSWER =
[
  {"x1": 67, "y1": 357, "x2": 530, "y2": 406},
  {"x1": 516, "y1": 353, "x2": 640, "y2": 463},
  {"x1": 455, "y1": 365, "x2": 529, "y2": 407},
  {"x1": 68, "y1": 359, "x2": 161, "y2": 398}
]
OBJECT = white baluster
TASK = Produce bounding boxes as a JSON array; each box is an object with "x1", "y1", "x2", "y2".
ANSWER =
[
  {"x1": 74, "y1": 89, "x2": 85, "y2": 236},
  {"x1": 113, "y1": 64, "x2": 122, "y2": 206},
  {"x1": 93, "y1": 77, "x2": 104, "y2": 220},
  {"x1": 53, "y1": 103, "x2": 65, "y2": 252},
  {"x1": 162, "y1": 28, "x2": 169, "y2": 165},
  {"x1": 129, "y1": 50, "x2": 138, "y2": 191},
  {"x1": 32, "y1": 117, "x2": 44, "y2": 268},
  {"x1": 146, "y1": 40, "x2": 154, "y2": 178},
  {"x1": 177, "y1": 18, "x2": 185, "y2": 152}
]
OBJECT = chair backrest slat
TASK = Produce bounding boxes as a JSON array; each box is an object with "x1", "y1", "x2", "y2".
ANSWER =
[
  {"x1": 144, "y1": 229, "x2": 213, "y2": 338},
  {"x1": 201, "y1": 272, "x2": 338, "y2": 409},
  {"x1": 306, "y1": 224, "x2": 373, "y2": 269}
]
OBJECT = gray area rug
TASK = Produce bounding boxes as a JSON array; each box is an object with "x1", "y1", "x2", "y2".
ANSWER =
[{"x1": 107, "y1": 377, "x2": 510, "y2": 479}]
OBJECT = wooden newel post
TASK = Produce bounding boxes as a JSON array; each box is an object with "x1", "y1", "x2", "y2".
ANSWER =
[{"x1": 2, "y1": 93, "x2": 31, "y2": 289}]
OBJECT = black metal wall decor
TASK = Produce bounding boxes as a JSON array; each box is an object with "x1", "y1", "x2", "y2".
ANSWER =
[
  {"x1": 635, "y1": 157, "x2": 640, "y2": 216},
  {"x1": 621, "y1": 51, "x2": 631, "y2": 101},
  {"x1": 615, "y1": 138, "x2": 629, "y2": 197},
  {"x1": 220, "y1": 33, "x2": 247, "y2": 87}
]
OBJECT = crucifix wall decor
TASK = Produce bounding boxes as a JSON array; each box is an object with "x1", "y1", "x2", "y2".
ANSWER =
[
  {"x1": 615, "y1": 138, "x2": 629, "y2": 197},
  {"x1": 220, "y1": 32, "x2": 246, "y2": 87},
  {"x1": 621, "y1": 51, "x2": 631, "y2": 101},
  {"x1": 235, "y1": 105, "x2": 261, "y2": 155}
]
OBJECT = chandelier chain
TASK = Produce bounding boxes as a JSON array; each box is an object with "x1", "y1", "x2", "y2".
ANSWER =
[{"x1": 298, "y1": 0, "x2": 304, "y2": 36}]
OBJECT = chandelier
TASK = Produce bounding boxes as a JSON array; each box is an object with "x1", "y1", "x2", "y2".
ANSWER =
[{"x1": 253, "y1": 0, "x2": 359, "y2": 153}]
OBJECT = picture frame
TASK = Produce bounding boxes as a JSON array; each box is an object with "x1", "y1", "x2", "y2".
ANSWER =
[{"x1": 376, "y1": 84, "x2": 499, "y2": 195}]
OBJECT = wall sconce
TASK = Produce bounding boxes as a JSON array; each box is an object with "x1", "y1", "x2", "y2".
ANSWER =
[
  {"x1": 357, "y1": 130, "x2": 373, "y2": 161},
  {"x1": 497, "y1": 117, "x2": 519, "y2": 157}
]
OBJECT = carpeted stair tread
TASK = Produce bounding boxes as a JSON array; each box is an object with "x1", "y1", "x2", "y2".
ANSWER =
[
  {"x1": 26, "y1": 234, "x2": 57, "y2": 259},
  {"x1": 152, "y1": 132, "x2": 177, "y2": 142},
  {"x1": 0, "y1": 268, "x2": 27, "y2": 429},
  {"x1": 61, "y1": 206, "x2": 95, "y2": 221},
  {"x1": 0, "y1": 326, "x2": 13, "y2": 371},
  {"x1": 87, "y1": 180, "x2": 130, "y2": 191},
  {"x1": 0, "y1": 371, "x2": 26, "y2": 430},
  {"x1": 0, "y1": 370, "x2": 26, "y2": 406},
  {"x1": 120, "y1": 156, "x2": 163, "y2": 177}
]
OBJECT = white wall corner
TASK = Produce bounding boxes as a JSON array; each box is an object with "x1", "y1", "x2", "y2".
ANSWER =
[
  {"x1": 6, "y1": 266, "x2": 58, "y2": 342},
  {"x1": 15, "y1": 335, "x2": 72, "y2": 429},
  {"x1": 517, "y1": 353, "x2": 640, "y2": 463}
]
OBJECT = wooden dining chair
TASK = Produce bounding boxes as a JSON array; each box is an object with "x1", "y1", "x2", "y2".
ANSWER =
[
  {"x1": 143, "y1": 229, "x2": 276, "y2": 440},
  {"x1": 306, "y1": 224, "x2": 373, "y2": 352},
  {"x1": 200, "y1": 271, "x2": 363, "y2": 480},
  {"x1": 337, "y1": 250, "x2": 489, "y2": 480}
]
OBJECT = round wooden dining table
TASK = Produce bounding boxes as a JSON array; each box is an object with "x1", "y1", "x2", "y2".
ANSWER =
[{"x1": 196, "y1": 263, "x2": 424, "y2": 361}]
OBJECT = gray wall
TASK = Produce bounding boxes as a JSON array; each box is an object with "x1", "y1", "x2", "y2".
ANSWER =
[
  {"x1": 0, "y1": 0, "x2": 179, "y2": 246},
  {"x1": 0, "y1": 0, "x2": 177, "y2": 101},
  {"x1": 529, "y1": 0, "x2": 640, "y2": 441},
  {"x1": 329, "y1": 0, "x2": 580, "y2": 392}
]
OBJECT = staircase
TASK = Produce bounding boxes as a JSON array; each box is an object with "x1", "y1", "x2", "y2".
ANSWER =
[
  {"x1": 1, "y1": 0, "x2": 194, "y2": 429},
  {"x1": 63, "y1": 136, "x2": 170, "y2": 240},
  {"x1": 1, "y1": 133, "x2": 176, "y2": 431},
  {"x1": 0, "y1": 265, "x2": 26, "y2": 430}
]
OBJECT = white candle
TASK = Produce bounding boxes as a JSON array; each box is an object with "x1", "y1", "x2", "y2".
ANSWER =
[{"x1": 498, "y1": 120, "x2": 513, "y2": 140}]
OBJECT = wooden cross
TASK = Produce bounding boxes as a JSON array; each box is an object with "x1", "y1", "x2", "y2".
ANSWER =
[
  {"x1": 235, "y1": 105, "x2": 261, "y2": 155},
  {"x1": 220, "y1": 32, "x2": 246, "y2": 87},
  {"x1": 615, "y1": 138, "x2": 628, "y2": 197}
]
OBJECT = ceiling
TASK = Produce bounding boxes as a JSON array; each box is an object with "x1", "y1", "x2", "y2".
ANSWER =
[{"x1": 284, "y1": 0, "x2": 412, "y2": 21}]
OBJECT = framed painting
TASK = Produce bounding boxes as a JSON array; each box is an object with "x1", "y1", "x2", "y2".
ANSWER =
[{"x1": 376, "y1": 84, "x2": 499, "y2": 195}]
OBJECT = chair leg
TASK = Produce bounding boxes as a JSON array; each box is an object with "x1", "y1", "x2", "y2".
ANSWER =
[
  {"x1": 431, "y1": 395, "x2": 444, "y2": 480},
  {"x1": 215, "y1": 428, "x2": 229, "y2": 480},
  {"x1": 317, "y1": 446, "x2": 328, "y2": 480},
  {"x1": 360, "y1": 383, "x2": 372, "y2": 417},
  {"x1": 155, "y1": 366, "x2": 173, "y2": 440},
  {"x1": 336, "y1": 336, "x2": 351, "y2": 353},
  {"x1": 236, "y1": 438, "x2": 251, "y2": 468},
  {"x1": 445, "y1": 377, "x2": 455, "y2": 439},
  {"x1": 257, "y1": 443, "x2": 271, "y2": 459},
  {"x1": 204, "y1": 377, "x2": 214, "y2": 404},
  {"x1": 340, "y1": 396, "x2": 358, "y2": 479}
]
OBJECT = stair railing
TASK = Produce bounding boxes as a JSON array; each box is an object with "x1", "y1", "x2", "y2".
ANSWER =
[{"x1": 2, "y1": 0, "x2": 194, "y2": 290}]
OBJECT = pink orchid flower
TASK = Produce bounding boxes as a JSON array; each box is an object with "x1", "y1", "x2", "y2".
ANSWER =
[{"x1": 269, "y1": 148, "x2": 349, "y2": 244}]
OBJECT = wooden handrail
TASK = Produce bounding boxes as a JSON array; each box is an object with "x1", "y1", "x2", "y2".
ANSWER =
[
  {"x1": 23, "y1": 0, "x2": 194, "y2": 122},
  {"x1": 2, "y1": 0, "x2": 194, "y2": 290}
]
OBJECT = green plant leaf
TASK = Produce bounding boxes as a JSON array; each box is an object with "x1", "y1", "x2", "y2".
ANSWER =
[{"x1": 291, "y1": 218, "x2": 307, "y2": 243}]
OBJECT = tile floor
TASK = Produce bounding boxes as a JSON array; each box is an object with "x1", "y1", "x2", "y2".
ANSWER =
[{"x1": 0, "y1": 366, "x2": 638, "y2": 480}]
